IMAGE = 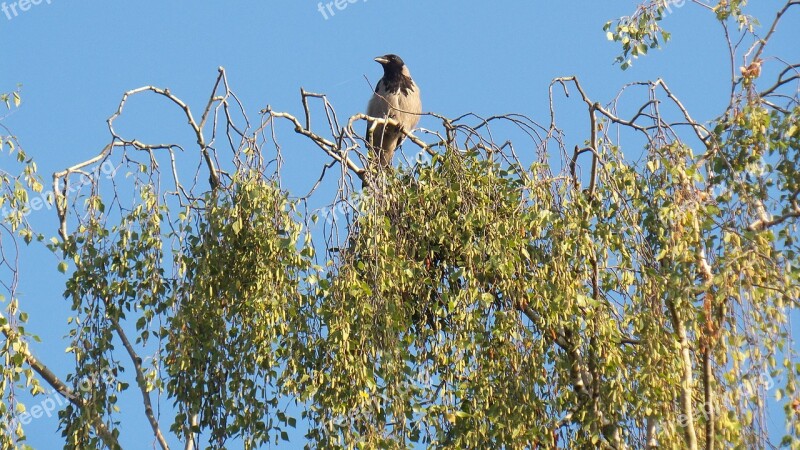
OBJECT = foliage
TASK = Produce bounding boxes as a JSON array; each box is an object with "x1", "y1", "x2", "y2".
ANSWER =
[
  {"x1": 166, "y1": 171, "x2": 312, "y2": 447},
  {"x1": 604, "y1": 0, "x2": 757, "y2": 70},
  {"x1": 0, "y1": 88, "x2": 45, "y2": 450}
]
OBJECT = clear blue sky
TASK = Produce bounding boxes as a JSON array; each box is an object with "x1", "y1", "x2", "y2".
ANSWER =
[{"x1": 2, "y1": 1, "x2": 799, "y2": 448}]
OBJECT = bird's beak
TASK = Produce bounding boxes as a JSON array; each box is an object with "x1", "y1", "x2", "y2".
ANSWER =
[{"x1": 374, "y1": 56, "x2": 389, "y2": 65}]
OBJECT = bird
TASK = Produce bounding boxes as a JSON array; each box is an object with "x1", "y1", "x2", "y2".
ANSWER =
[{"x1": 366, "y1": 54, "x2": 422, "y2": 168}]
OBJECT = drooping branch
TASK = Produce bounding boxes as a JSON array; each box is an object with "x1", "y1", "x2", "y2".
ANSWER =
[
  {"x1": 0, "y1": 312, "x2": 120, "y2": 449},
  {"x1": 106, "y1": 310, "x2": 169, "y2": 450},
  {"x1": 667, "y1": 299, "x2": 699, "y2": 450}
]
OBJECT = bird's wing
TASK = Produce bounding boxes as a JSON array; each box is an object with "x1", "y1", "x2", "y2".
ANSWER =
[
  {"x1": 367, "y1": 81, "x2": 393, "y2": 119},
  {"x1": 396, "y1": 82, "x2": 421, "y2": 131}
]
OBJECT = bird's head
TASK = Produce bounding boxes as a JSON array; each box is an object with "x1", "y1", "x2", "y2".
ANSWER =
[{"x1": 374, "y1": 54, "x2": 407, "y2": 76}]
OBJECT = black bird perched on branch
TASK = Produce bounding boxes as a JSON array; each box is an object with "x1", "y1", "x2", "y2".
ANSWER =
[{"x1": 366, "y1": 54, "x2": 422, "y2": 167}]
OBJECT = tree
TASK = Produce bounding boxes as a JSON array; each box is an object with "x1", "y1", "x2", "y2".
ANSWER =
[{"x1": 2, "y1": 1, "x2": 800, "y2": 448}]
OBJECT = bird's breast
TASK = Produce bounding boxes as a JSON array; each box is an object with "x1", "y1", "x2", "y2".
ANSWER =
[{"x1": 367, "y1": 78, "x2": 421, "y2": 131}]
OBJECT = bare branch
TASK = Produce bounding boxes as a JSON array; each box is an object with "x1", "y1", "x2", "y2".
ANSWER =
[
  {"x1": 759, "y1": 63, "x2": 800, "y2": 97},
  {"x1": 264, "y1": 107, "x2": 365, "y2": 178},
  {"x1": 749, "y1": 0, "x2": 800, "y2": 64},
  {"x1": 748, "y1": 200, "x2": 800, "y2": 231}
]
